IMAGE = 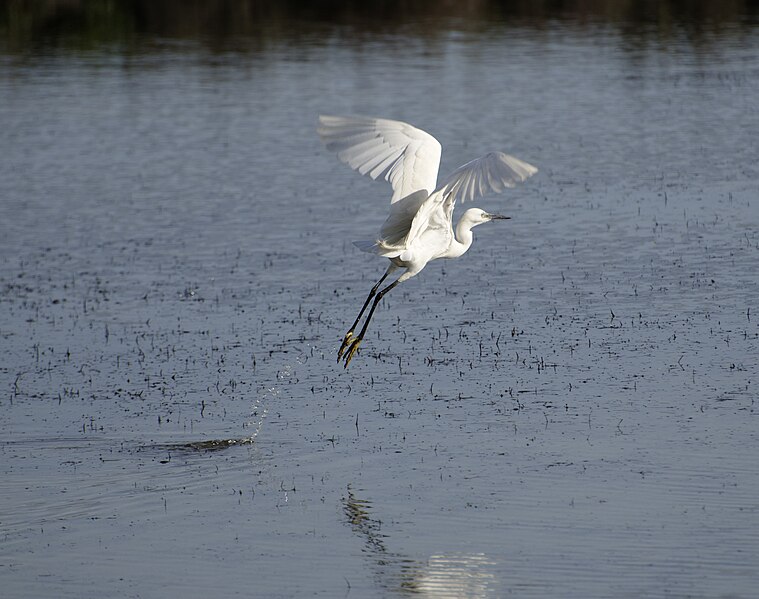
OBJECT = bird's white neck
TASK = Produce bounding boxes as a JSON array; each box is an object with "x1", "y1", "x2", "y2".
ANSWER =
[{"x1": 445, "y1": 217, "x2": 477, "y2": 259}]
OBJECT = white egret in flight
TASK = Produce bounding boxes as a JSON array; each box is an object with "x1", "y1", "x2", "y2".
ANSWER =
[{"x1": 318, "y1": 116, "x2": 537, "y2": 367}]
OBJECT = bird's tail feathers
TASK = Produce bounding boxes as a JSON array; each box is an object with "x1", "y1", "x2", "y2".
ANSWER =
[
  {"x1": 353, "y1": 240, "x2": 379, "y2": 253},
  {"x1": 353, "y1": 239, "x2": 404, "y2": 258}
]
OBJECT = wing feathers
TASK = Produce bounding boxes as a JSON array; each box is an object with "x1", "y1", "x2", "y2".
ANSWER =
[
  {"x1": 368, "y1": 149, "x2": 404, "y2": 180},
  {"x1": 319, "y1": 117, "x2": 539, "y2": 252},
  {"x1": 378, "y1": 189, "x2": 429, "y2": 246},
  {"x1": 318, "y1": 115, "x2": 442, "y2": 203},
  {"x1": 437, "y1": 151, "x2": 538, "y2": 205}
]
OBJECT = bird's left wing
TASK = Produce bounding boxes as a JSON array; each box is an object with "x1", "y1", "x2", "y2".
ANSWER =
[
  {"x1": 317, "y1": 115, "x2": 442, "y2": 203},
  {"x1": 435, "y1": 151, "x2": 538, "y2": 205},
  {"x1": 402, "y1": 152, "x2": 537, "y2": 249}
]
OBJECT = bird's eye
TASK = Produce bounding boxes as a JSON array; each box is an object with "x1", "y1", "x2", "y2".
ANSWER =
[{"x1": 481, "y1": 212, "x2": 488, "y2": 219}]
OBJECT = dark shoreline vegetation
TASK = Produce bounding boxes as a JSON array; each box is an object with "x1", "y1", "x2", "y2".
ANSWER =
[{"x1": 2, "y1": 0, "x2": 759, "y2": 55}]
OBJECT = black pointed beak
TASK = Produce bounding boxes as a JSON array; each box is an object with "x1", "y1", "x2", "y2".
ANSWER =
[{"x1": 487, "y1": 214, "x2": 510, "y2": 220}]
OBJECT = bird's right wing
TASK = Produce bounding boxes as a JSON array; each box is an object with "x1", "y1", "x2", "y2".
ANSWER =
[
  {"x1": 435, "y1": 151, "x2": 538, "y2": 205},
  {"x1": 317, "y1": 115, "x2": 442, "y2": 203}
]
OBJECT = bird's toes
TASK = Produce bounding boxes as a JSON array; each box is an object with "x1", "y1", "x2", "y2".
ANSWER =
[
  {"x1": 343, "y1": 338, "x2": 361, "y2": 368},
  {"x1": 337, "y1": 331, "x2": 353, "y2": 361}
]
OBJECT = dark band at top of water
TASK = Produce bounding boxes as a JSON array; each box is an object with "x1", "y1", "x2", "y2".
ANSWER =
[{"x1": 2, "y1": 0, "x2": 758, "y2": 55}]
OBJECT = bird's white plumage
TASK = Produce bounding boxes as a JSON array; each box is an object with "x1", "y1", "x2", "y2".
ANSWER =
[
  {"x1": 436, "y1": 151, "x2": 539, "y2": 205},
  {"x1": 319, "y1": 115, "x2": 538, "y2": 367},
  {"x1": 398, "y1": 152, "x2": 538, "y2": 253},
  {"x1": 379, "y1": 189, "x2": 429, "y2": 246},
  {"x1": 317, "y1": 115, "x2": 442, "y2": 203},
  {"x1": 320, "y1": 115, "x2": 539, "y2": 262}
]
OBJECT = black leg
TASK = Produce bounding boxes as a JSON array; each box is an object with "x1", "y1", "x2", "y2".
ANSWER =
[
  {"x1": 343, "y1": 278, "x2": 401, "y2": 368},
  {"x1": 338, "y1": 265, "x2": 395, "y2": 361}
]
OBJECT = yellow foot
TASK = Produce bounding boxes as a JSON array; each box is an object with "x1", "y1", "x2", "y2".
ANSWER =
[
  {"x1": 343, "y1": 338, "x2": 361, "y2": 368},
  {"x1": 337, "y1": 331, "x2": 353, "y2": 362}
]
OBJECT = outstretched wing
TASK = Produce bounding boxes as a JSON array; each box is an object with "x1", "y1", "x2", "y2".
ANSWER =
[
  {"x1": 436, "y1": 151, "x2": 538, "y2": 205},
  {"x1": 403, "y1": 151, "x2": 537, "y2": 249},
  {"x1": 317, "y1": 115, "x2": 442, "y2": 203}
]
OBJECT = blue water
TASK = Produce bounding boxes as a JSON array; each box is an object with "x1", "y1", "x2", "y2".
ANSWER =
[{"x1": 1, "y1": 12, "x2": 758, "y2": 598}]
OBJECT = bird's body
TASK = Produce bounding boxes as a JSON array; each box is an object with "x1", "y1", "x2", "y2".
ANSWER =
[{"x1": 318, "y1": 115, "x2": 537, "y2": 367}]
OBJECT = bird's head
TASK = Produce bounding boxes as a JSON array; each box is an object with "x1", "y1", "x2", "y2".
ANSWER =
[{"x1": 462, "y1": 208, "x2": 510, "y2": 228}]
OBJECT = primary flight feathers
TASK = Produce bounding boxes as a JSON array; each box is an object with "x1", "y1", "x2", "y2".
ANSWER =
[
  {"x1": 437, "y1": 151, "x2": 538, "y2": 204},
  {"x1": 317, "y1": 115, "x2": 537, "y2": 206}
]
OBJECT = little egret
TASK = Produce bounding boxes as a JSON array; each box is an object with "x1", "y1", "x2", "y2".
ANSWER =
[{"x1": 318, "y1": 115, "x2": 537, "y2": 367}]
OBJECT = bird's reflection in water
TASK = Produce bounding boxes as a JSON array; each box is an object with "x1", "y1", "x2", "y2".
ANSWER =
[
  {"x1": 342, "y1": 487, "x2": 499, "y2": 597},
  {"x1": 410, "y1": 553, "x2": 498, "y2": 598}
]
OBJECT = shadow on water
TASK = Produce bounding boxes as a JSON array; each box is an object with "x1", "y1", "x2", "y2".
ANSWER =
[{"x1": 2, "y1": 0, "x2": 758, "y2": 55}]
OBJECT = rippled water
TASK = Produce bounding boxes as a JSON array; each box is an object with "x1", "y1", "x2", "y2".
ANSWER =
[{"x1": 2, "y1": 8, "x2": 758, "y2": 598}]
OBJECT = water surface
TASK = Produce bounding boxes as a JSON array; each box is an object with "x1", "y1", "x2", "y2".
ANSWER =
[{"x1": 1, "y1": 3, "x2": 758, "y2": 597}]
